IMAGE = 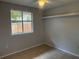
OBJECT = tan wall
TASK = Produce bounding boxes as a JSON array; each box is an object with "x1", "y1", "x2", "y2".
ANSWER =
[
  {"x1": 43, "y1": 1, "x2": 79, "y2": 16},
  {"x1": 44, "y1": 1, "x2": 79, "y2": 56},
  {"x1": 0, "y1": 2, "x2": 44, "y2": 57}
]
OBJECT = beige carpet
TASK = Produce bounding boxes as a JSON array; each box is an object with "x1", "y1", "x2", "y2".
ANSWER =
[{"x1": 2, "y1": 44, "x2": 79, "y2": 59}]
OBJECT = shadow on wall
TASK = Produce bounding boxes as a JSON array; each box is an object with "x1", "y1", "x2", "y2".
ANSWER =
[{"x1": 44, "y1": 16, "x2": 79, "y2": 56}]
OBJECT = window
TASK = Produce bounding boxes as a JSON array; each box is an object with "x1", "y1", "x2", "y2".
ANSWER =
[{"x1": 11, "y1": 10, "x2": 33, "y2": 35}]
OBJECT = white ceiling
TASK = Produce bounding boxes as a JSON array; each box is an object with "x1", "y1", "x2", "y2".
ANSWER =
[{"x1": 0, "y1": 0, "x2": 79, "y2": 10}]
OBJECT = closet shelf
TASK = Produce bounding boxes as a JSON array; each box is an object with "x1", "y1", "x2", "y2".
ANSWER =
[{"x1": 43, "y1": 12, "x2": 79, "y2": 19}]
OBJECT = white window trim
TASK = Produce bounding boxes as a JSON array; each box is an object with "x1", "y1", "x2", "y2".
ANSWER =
[{"x1": 11, "y1": 10, "x2": 34, "y2": 35}]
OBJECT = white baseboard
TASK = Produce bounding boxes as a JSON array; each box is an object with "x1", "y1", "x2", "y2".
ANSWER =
[
  {"x1": 0, "y1": 43, "x2": 44, "y2": 59},
  {"x1": 1, "y1": 43, "x2": 79, "y2": 59},
  {"x1": 57, "y1": 47, "x2": 79, "y2": 57},
  {"x1": 44, "y1": 43, "x2": 54, "y2": 47},
  {"x1": 45, "y1": 43, "x2": 79, "y2": 58}
]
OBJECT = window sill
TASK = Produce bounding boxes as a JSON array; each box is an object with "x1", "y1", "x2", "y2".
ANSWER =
[{"x1": 11, "y1": 31, "x2": 33, "y2": 36}]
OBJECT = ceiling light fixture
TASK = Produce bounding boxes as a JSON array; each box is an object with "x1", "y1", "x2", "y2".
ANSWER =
[{"x1": 37, "y1": 0, "x2": 48, "y2": 8}]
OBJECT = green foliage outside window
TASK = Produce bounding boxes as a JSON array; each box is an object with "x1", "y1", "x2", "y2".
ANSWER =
[
  {"x1": 11, "y1": 10, "x2": 21, "y2": 21},
  {"x1": 11, "y1": 10, "x2": 32, "y2": 22}
]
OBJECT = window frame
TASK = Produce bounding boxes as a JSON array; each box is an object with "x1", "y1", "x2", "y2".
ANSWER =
[{"x1": 10, "y1": 9, "x2": 34, "y2": 35}]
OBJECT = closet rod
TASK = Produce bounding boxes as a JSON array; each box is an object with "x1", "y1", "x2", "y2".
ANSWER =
[{"x1": 43, "y1": 13, "x2": 79, "y2": 19}]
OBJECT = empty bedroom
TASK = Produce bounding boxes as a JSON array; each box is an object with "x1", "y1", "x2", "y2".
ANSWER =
[{"x1": 0, "y1": 0, "x2": 79, "y2": 59}]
